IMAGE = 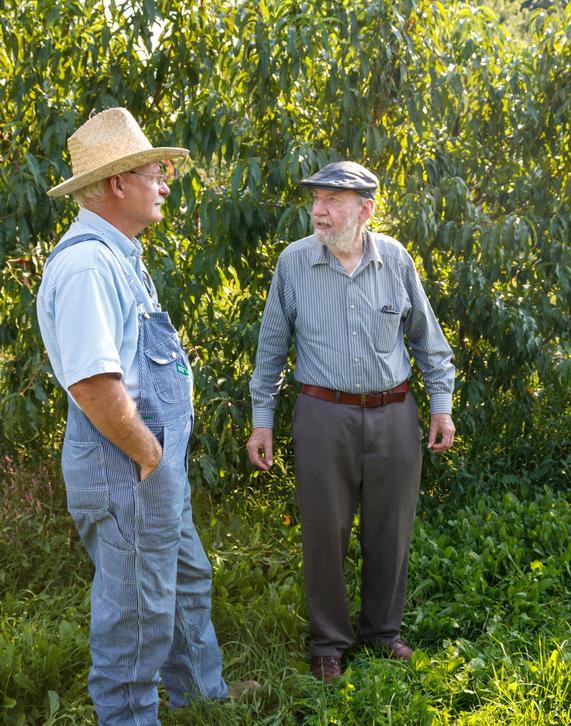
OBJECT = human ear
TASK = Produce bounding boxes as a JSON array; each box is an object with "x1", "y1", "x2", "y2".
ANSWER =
[
  {"x1": 358, "y1": 198, "x2": 374, "y2": 223},
  {"x1": 109, "y1": 174, "x2": 126, "y2": 198}
]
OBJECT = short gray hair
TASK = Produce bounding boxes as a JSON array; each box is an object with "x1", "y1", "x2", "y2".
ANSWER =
[{"x1": 72, "y1": 178, "x2": 109, "y2": 208}]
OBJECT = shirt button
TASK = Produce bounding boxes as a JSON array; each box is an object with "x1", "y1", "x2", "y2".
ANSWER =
[
  {"x1": 354, "y1": 357, "x2": 360, "y2": 362},
  {"x1": 171, "y1": 351, "x2": 177, "y2": 359},
  {"x1": 352, "y1": 330, "x2": 357, "y2": 336},
  {"x1": 356, "y1": 383, "x2": 361, "y2": 389},
  {"x1": 350, "y1": 304, "x2": 355, "y2": 309}
]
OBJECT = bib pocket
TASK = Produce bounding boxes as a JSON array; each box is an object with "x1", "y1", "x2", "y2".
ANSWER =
[{"x1": 144, "y1": 335, "x2": 192, "y2": 404}]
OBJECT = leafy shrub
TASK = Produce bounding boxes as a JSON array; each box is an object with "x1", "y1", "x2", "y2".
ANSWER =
[{"x1": 0, "y1": 0, "x2": 569, "y2": 500}]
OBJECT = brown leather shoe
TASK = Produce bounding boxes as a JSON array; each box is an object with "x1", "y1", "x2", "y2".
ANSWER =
[
  {"x1": 364, "y1": 637, "x2": 414, "y2": 660},
  {"x1": 388, "y1": 639, "x2": 413, "y2": 660},
  {"x1": 310, "y1": 655, "x2": 342, "y2": 683}
]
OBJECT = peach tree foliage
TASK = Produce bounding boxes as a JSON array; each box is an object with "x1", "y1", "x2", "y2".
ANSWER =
[{"x1": 0, "y1": 0, "x2": 569, "y2": 490}]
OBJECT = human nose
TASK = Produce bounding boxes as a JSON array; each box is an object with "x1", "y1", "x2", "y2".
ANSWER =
[
  {"x1": 159, "y1": 180, "x2": 170, "y2": 197},
  {"x1": 312, "y1": 198, "x2": 327, "y2": 215}
]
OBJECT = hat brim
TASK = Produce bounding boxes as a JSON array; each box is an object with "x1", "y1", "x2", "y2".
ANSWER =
[
  {"x1": 300, "y1": 181, "x2": 376, "y2": 198},
  {"x1": 47, "y1": 147, "x2": 189, "y2": 198}
]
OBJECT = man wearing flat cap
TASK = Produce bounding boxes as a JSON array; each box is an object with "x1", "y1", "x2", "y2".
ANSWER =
[
  {"x1": 37, "y1": 108, "x2": 255, "y2": 723},
  {"x1": 247, "y1": 160, "x2": 455, "y2": 682}
]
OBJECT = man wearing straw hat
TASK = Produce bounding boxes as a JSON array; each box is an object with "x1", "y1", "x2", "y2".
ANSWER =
[
  {"x1": 37, "y1": 108, "x2": 250, "y2": 723},
  {"x1": 247, "y1": 161, "x2": 455, "y2": 683}
]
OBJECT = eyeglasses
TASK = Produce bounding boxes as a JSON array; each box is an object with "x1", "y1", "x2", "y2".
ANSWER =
[
  {"x1": 128, "y1": 165, "x2": 179, "y2": 186},
  {"x1": 128, "y1": 170, "x2": 168, "y2": 185}
]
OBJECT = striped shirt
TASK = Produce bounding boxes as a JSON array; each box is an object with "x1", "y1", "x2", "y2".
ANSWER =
[{"x1": 250, "y1": 230, "x2": 455, "y2": 428}]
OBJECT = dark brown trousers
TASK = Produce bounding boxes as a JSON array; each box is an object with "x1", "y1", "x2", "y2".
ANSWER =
[{"x1": 292, "y1": 391, "x2": 422, "y2": 657}]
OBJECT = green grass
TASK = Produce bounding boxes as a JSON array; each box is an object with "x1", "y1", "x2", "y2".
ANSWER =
[{"x1": 1, "y1": 459, "x2": 569, "y2": 725}]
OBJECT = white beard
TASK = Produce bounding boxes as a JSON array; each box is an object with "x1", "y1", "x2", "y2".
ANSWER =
[{"x1": 313, "y1": 206, "x2": 361, "y2": 256}]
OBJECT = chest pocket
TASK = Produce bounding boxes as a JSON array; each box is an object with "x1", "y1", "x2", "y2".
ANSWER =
[
  {"x1": 144, "y1": 335, "x2": 192, "y2": 404},
  {"x1": 371, "y1": 307, "x2": 402, "y2": 353}
]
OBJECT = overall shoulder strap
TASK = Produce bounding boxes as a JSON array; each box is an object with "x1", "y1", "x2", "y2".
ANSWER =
[
  {"x1": 44, "y1": 233, "x2": 112, "y2": 268},
  {"x1": 44, "y1": 231, "x2": 152, "y2": 309}
]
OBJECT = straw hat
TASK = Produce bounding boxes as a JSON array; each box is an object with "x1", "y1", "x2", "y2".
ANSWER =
[{"x1": 48, "y1": 107, "x2": 189, "y2": 198}]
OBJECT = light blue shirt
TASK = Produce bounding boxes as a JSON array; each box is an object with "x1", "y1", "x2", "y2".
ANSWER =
[
  {"x1": 37, "y1": 209, "x2": 160, "y2": 402},
  {"x1": 250, "y1": 231, "x2": 455, "y2": 428}
]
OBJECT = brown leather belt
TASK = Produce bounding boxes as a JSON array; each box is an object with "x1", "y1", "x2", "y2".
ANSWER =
[{"x1": 300, "y1": 381, "x2": 409, "y2": 408}]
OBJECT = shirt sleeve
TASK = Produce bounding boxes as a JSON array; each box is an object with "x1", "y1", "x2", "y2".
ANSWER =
[
  {"x1": 402, "y1": 257, "x2": 455, "y2": 415},
  {"x1": 249, "y1": 256, "x2": 296, "y2": 428},
  {"x1": 53, "y1": 267, "x2": 125, "y2": 389}
]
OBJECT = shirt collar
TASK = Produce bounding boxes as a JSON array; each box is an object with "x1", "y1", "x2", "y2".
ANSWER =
[
  {"x1": 309, "y1": 237, "x2": 329, "y2": 266},
  {"x1": 76, "y1": 208, "x2": 143, "y2": 258},
  {"x1": 362, "y1": 229, "x2": 383, "y2": 267},
  {"x1": 309, "y1": 229, "x2": 382, "y2": 269}
]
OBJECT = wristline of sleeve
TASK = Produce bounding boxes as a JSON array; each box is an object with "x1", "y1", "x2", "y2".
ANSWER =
[
  {"x1": 429, "y1": 392, "x2": 453, "y2": 416},
  {"x1": 252, "y1": 406, "x2": 275, "y2": 429}
]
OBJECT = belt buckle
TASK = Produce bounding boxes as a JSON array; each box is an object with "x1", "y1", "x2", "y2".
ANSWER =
[{"x1": 360, "y1": 393, "x2": 367, "y2": 407}]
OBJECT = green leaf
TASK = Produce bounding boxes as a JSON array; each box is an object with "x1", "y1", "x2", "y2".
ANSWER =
[{"x1": 48, "y1": 691, "x2": 60, "y2": 718}]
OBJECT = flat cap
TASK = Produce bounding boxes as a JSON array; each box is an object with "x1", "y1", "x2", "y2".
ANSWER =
[{"x1": 300, "y1": 160, "x2": 378, "y2": 199}]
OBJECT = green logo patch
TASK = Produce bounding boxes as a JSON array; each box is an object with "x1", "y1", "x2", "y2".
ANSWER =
[{"x1": 176, "y1": 363, "x2": 189, "y2": 376}]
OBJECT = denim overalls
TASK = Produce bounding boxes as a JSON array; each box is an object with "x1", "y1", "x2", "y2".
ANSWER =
[{"x1": 46, "y1": 235, "x2": 227, "y2": 724}]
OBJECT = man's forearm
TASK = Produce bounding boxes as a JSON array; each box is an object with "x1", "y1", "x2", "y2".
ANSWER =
[{"x1": 69, "y1": 373, "x2": 162, "y2": 478}]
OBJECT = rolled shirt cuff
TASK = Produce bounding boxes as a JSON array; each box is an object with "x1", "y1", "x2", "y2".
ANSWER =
[
  {"x1": 429, "y1": 392, "x2": 453, "y2": 416},
  {"x1": 64, "y1": 360, "x2": 123, "y2": 391},
  {"x1": 252, "y1": 406, "x2": 276, "y2": 429}
]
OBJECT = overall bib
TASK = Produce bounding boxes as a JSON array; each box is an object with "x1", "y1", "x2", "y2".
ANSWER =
[{"x1": 46, "y1": 235, "x2": 227, "y2": 725}]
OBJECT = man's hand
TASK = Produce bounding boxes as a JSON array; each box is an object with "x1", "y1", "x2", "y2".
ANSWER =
[
  {"x1": 246, "y1": 427, "x2": 273, "y2": 470},
  {"x1": 139, "y1": 457, "x2": 162, "y2": 481},
  {"x1": 427, "y1": 413, "x2": 455, "y2": 452}
]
